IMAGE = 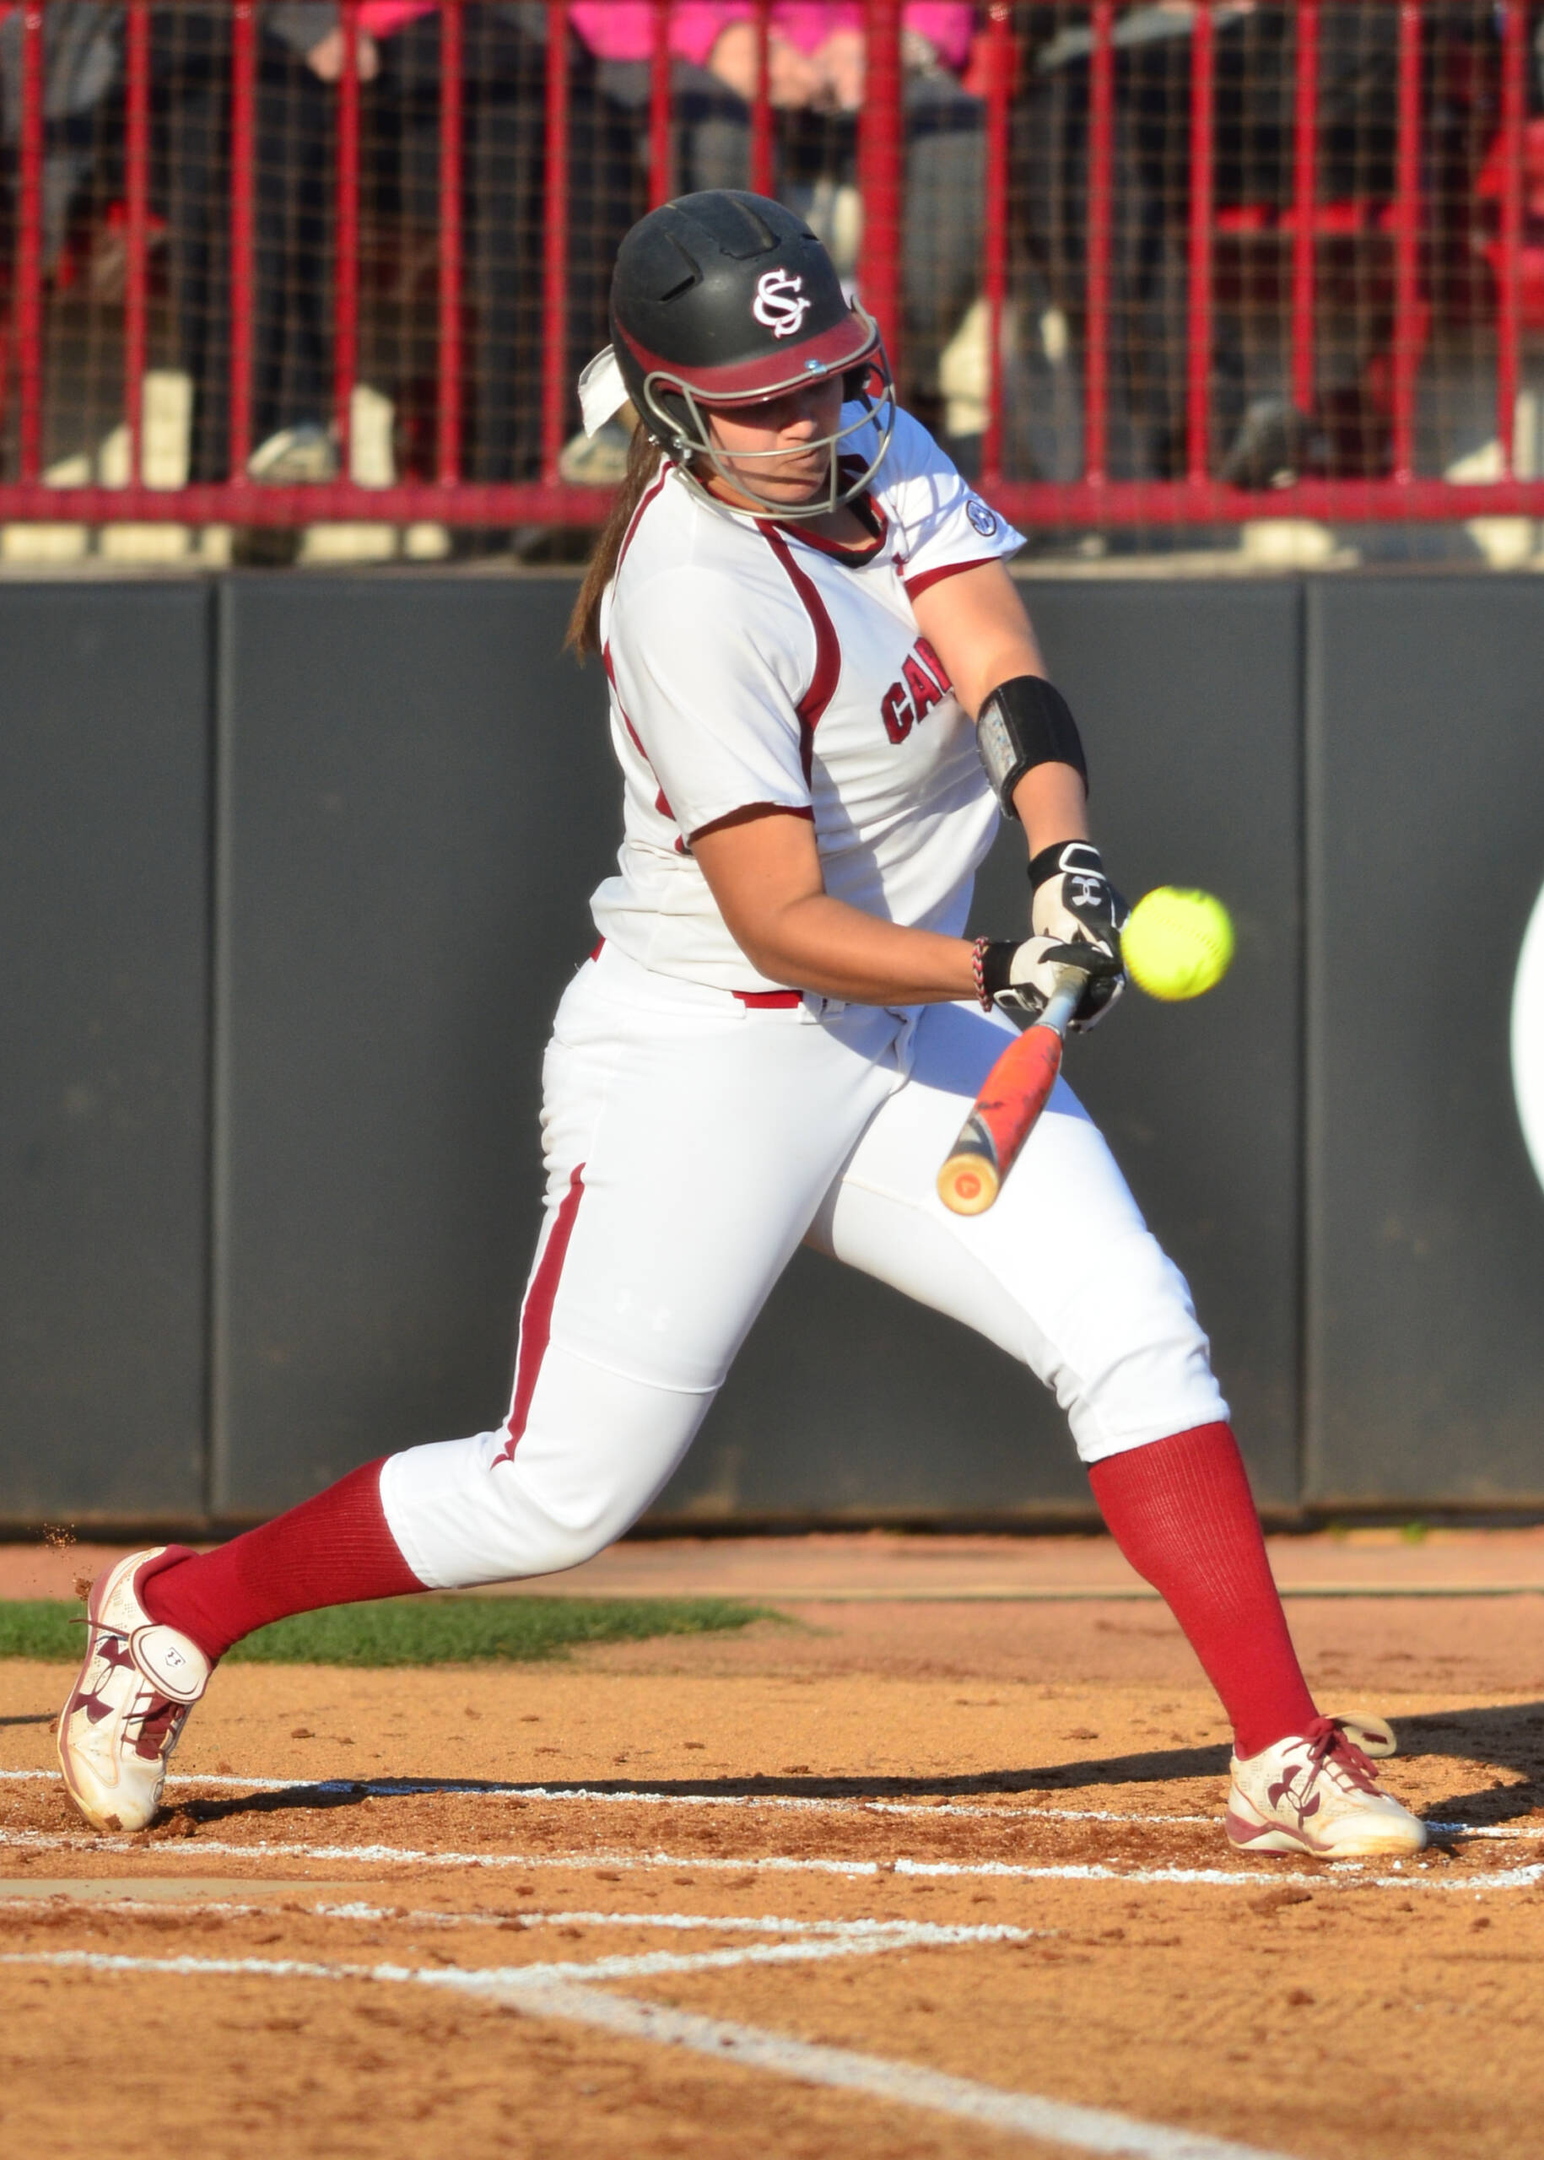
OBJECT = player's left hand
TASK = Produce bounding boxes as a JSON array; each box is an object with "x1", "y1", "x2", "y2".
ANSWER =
[
  {"x1": 1027, "y1": 840, "x2": 1129, "y2": 1028},
  {"x1": 978, "y1": 934, "x2": 1123, "y2": 1030}
]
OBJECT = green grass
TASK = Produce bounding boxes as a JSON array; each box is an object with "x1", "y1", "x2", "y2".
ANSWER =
[{"x1": 0, "y1": 1594, "x2": 772, "y2": 1667}]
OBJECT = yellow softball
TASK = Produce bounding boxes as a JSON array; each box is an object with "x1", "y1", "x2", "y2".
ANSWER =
[{"x1": 1124, "y1": 887, "x2": 1235, "y2": 1002}]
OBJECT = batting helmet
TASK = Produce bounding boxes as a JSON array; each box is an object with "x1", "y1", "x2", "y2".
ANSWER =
[{"x1": 609, "y1": 190, "x2": 895, "y2": 521}]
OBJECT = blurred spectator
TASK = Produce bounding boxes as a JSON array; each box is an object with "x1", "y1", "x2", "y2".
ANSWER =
[
  {"x1": 2, "y1": 0, "x2": 1516, "y2": 519},
  {"x1": 1020, "y1": 1, "x2": 1488, "y2": 485},
  {"x1": 570, "y1": 2, "x2": 983, "y2": 438},
  {"x1": 0, "y1": 1, "x2": 122, "y2": 280},
  {"x1": 147, "y1": 2, "x2": 606, "y2": 500},
  {"x1": 365, "y1": 1, "x2": 603, "y2": 486},
  {"x1": 151, "y1": 4, "x2": 351, "y2": 484},
  {"x1": 1117, "y1": 0, "x2": 1405, "y2": 480}
]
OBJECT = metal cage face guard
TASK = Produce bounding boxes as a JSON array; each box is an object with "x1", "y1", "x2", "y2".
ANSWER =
[{"x1": 641, "y1": 339, "x2": 897, "y2": 524}]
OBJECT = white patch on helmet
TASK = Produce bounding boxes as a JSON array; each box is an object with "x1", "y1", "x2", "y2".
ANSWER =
[{"x1": 752, "y1": 270, "x2": 812, "y2": 340}]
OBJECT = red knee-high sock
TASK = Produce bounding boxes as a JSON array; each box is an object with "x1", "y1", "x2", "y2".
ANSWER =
[
  {"x1": 142, "y1": 1459, "x2": 423, "y2": 1663},
  {"x1": 1087, "y1": 1422, "x2": 1317, "y2": 1758}
]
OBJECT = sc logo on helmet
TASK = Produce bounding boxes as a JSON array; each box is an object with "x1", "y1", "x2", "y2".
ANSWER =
[{"x1": 752, "y1": 270, "x2": 811, "y2": 340}]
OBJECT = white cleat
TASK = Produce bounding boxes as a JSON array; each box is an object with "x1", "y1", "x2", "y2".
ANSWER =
[
  {"x1": 57, "y1": 1549, "x2": 211, "y2": 1834},
  {"x1": 1226, "y1": 1715, "x2": 1426, "y2": 1859}
]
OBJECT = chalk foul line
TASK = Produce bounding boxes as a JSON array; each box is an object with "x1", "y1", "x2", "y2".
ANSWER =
[
  {"x1": 1, "y1": 1824, "x2": 1539, "y2": 1891},
  {"x1": 0, "y1": 1946, "x2": 1300, "y2": 2160},
  {"x1": 3, "y1": 1769, "x2": 1539, "y2": 1850},
  {"x1": 0, "y1": 1767, "x2": 1218, "y2": 1825}
]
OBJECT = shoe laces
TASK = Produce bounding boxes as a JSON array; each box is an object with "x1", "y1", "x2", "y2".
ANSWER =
[
  {"x1": 131, "y1": 1693, "x2": 184, "y2": 1763},
  {"x1": 1303, "y1": 1714, "x2": 1379, "y2": 1793}
]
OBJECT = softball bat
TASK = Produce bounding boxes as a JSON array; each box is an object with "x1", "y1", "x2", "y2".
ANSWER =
[
  {"x1": 937, "y1": 886, "x2": 1235, "y2": 1217},
  {"x1": 935, "y1": 965, "x2": 1085, "y2": 1217}
]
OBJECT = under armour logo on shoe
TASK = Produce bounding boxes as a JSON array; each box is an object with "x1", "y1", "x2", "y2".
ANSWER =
[
  {"x1": 752, "y1": 270, "x2": 811, "y2": 340},
  {"x1": 1268, "y1": 1770, "x2": 1322, "y2": 1824}
]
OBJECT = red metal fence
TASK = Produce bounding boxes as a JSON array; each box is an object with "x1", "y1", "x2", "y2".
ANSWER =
[{"x1": 1, "y1": 0, "x2": 1541, "y2": 531}]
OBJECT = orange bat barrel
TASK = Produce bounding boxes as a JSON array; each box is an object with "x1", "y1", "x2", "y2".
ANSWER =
[
  {"x1": 936, "y1": 1023, "x2": 1064, "y2": 1214},
  {"x1": 936, "y1": 967, "x2": 1085, "y2": 1217}
]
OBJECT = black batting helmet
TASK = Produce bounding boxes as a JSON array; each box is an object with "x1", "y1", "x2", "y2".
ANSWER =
[{"x1": 609, "y1": 190, "x2": 895, "y2": 521}]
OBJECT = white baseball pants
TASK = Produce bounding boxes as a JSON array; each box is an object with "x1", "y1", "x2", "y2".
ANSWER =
[{"x1": 381, "y1": 941, "x2": 1227, "y2": 1588}]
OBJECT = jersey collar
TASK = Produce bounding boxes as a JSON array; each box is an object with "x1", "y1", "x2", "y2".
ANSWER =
[{"x1": 774, "y1": 465, "x2": 889, "y2": 566}]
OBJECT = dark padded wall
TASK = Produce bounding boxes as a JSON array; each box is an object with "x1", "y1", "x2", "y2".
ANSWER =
[
  {"x1": 0, "y1": 585, "x2": 211, "y2": 1518},
  {"x1": 8, "y1": 570, "x2": 1542, "y2": 1526},
  {"x1": 1010, "y1": 580, "x2": 1303, "y2": 1504},
  {"x1": 1304, "y1": 578, "x2": 1544, "y2": 1505},
  {"x1": 214, "y1": 573, "x2": 1301, "y2": 1525},
  {"x1": 655, "y1": 579, "x2": 1304, "y2": 1518},
  {"x1": 211, "y1": 576, "x2": 617, "y2": 1514}
]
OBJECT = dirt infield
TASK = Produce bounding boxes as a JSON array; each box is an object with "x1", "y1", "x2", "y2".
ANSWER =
[{"x1": 3, "y1": 1539, "x2": 1544, "y2": 2159}]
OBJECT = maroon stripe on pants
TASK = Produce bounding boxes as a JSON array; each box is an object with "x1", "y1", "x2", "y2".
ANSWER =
[{"x1": 498, "y1": 1163, "x2": 586, "y2": 1461}]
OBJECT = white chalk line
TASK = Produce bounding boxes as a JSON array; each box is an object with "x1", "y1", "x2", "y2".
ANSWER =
[
  {"x1": 0, "y1": 1767, "x2": 1217, "y2": 1825},
  {"x1": 0, "y1": 1945, "x2": 1300, "y2": 2160},
  {"x1": 0, "y1": 1823, "x2": 1538, "y2": 1890},
  {"x1": 5, "y1": 1767, "x2": 1536, "y2": 1847},
  {"x1": 1, "y1": 1931, "x2": 1012, "y2": 1987},
  {"x1": 0, "y1": 1901, "x2": 1041, "y2": 1982},
  {"x1": 299, "y1": 1905, "x2": 1010, "y2": 1938},
  {"x1": 0, "y1": 1897, "x2": 1012, "y2": 1940},
  {"x1": 482, "y1": 1979, "x2": 1303, "y2": 2160}
]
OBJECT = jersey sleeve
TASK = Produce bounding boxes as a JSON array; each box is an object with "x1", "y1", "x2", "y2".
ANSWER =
[
  {"x1": 606, "y1": 568, "x2": 813, "y2": 839},
  {"x1": 873, "y1": 406, "x2": 1027, "y2": 602}
]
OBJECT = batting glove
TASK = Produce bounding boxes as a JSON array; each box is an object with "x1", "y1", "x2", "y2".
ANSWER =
[
  {"x1": 1027, "y1": 840, "x2": 1129, "y2": 1029},
  {"x1": 977, "y1": 934, "x2": 1123, "y2": 1030}
]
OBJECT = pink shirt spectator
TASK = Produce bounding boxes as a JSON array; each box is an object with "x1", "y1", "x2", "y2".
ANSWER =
[
  {"x1": 358, "y1": 0, "x2": 436, "y2": 35},
  {"x1": 569, "y1": 4, "x2": 974, "y2": 77}
]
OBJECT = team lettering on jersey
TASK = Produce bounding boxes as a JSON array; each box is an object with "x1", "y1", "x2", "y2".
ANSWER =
[{"x1": 879, "y1": 636, "x2": 952, "y2": 745}]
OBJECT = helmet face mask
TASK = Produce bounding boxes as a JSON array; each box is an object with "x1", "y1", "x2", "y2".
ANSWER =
[
  {"x1": 643, "y1": 346, "x2": 896, "y2": 523},
  {"x1": 610, "y1": 190, "x2": 897, "y2": 523}
]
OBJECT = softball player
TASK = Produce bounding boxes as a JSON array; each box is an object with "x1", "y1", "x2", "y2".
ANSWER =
[{"x1": 60, "y1": 191, "x2": 1423, "y2": 1860}]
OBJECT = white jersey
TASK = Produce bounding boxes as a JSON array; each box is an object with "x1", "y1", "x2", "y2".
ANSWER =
[{"x1": 590, "y1": 407, "x2": 1027, "y2": 993}]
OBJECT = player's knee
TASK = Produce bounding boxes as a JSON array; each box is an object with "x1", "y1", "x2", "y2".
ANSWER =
[
  {"x1": 485, "y1": 1465, "x2": 647, "y2": 1577},
  {"x1": 517, "y1": 1508, "x2": 618, "y2": 1576},
  {"x1": 1056, "y1": 1237, "x2": 1227, "y2": 1463}
]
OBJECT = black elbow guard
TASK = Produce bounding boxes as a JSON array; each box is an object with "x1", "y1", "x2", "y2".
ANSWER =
[{"x1": 976, "y1": 676, "x2": 1088, "y2": 818}]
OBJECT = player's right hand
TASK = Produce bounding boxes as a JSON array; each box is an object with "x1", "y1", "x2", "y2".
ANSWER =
[{"x1": 978, "y1": 935, "x2": 1124, "y2": 1032}]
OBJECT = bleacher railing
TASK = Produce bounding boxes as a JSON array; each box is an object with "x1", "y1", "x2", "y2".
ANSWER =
[{"x1": 1, "y1": 0, "x2": 1541, "y2": 531}]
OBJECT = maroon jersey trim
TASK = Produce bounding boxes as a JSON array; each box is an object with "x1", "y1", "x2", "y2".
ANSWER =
[
  {"x1": 603, "y1": 638, "x2": 685, "y2": 850},
  {"x1": 902, "y1": 557, "x2": 997, "y2": 601},
  {"x1": 779, "y1": 478, "x2": 888, "y2": 566},
  {"x1": 757, "y1": 521, "x2": 842, "y2": 783}
]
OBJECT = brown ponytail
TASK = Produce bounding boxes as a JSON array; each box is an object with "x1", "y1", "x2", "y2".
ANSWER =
[{"x1": 565, "y1": 426, "x2": 665, "y2": 660}]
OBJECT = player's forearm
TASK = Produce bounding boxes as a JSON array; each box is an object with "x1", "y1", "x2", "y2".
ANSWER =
[
  {"x1": 1011, "y1": 761, "x2": 1091, "y2": 861},
  {"x1": 731, "y1": 892, "x2": 977, "y2": 1005}
]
